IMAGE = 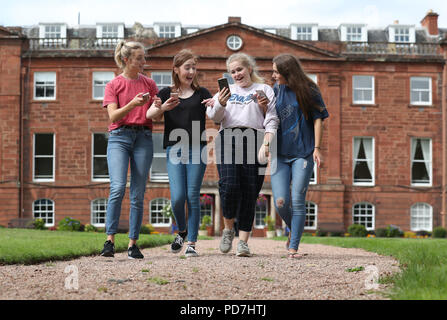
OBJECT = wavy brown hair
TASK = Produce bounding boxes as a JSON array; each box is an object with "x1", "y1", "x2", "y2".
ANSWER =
[
  {"x1": 172, "y1": 49, "x2": 200, "y2": 91},
  {"x1": 273, "y1": 53, "x2": 321, "y2": 120}
]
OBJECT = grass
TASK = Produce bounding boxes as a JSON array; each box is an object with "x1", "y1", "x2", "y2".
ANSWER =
[
  {"x1": 0, "y1": 228, "x2": 174, "y2": 265},
  {"x1": 275, "y1": 236, "x2": 447, "y2": 300}
]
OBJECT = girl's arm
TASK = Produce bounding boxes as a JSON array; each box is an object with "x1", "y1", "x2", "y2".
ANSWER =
[
  {"x1": 313, "y1": 118, "x2": 323, "y2": 168},
  {"x1": 107, "y1": 93, "x2": 146, "y2": 122}
]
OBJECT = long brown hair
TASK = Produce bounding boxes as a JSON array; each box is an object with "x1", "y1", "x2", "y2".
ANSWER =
[
  {"x1": 273, "y1": 53, "x2": 321, "y2": 120},
  {"x1": 172, "y1": 49, "x2": 200, "y2": 91}
]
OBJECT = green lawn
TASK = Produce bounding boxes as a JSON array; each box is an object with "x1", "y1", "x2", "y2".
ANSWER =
[
  {"x1": 0, "y1": 228, "x2": 174, "y2": 265},
  {"x1": 276, "y1": 236, "x2": 447, "y2": 300}
]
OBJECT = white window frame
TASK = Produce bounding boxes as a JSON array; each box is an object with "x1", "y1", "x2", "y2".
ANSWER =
[
  {"x1": 353, "y1": 75, "x2": 375, "y2": 105},
  {"x1": 411, "y1": 138, "x2": 432, "y2": 187},
  {"x1": 291, "y1": 24, "x2": 318, "y2": 41},
  {"x1": 353, "y1": 137, "x2": 375, "y2": 186},
  {"x1": 33, "y1": 133, "x2": 55, "y2": 182},
  {"x1": 410, "y1": 203, "x2": 433, "y2": 232},
  {"x1": 388, "y1": 25, "x2": 415, "y2": 43},
  {"x1": 352, "y1": 202, "x2": 375, "y2": 231},
  {"x1": 96, "y1": 23, "x2": 124, "y2": 46},
  {"x1": 304, "y1": 201, "x2": 318, "y2": 230},
  {"x1": 151, "y1": 72, "x2": 172, "y2": 90},
  {"x1": 150, "y1": 198, "x2": 171, "y2": 227},
  {"x1": 264, "y1": 29, "x2": 277, "y2": 35},
  {"x1": 254, "y1": 196, "x2": 268, "y2": 229},
  {"x1": 150, "y1": 132, "x2": 169, "y2": 182},
  {"x1": 153, "y1": 23, "x2": 181, "y2": 38},
  {"x1": 226, "y1": 35, "x2": 243, "y2": 51},
  {"x1": 91, "y1": 198, "x2": 107, "y2": 227},
  {"x1": 38, "y1": 23, "x2": 67, "y2": 46},
  {"x1": 92, "y1": 72, "x2": 114, "y2": 100},
  {"x1": 92, "y1": 133, "x2": 109, "y2": 182},
  {"x1": 340, "y1": 24, "x2": 367, "y2": 42},
  {"x1": 34, "y1": 72, "x2": 56, "y2": 101},
  {"x1": 33, "y1": 199, "x2": 55, "y2": 227},
  {"x1": 410, "y1": 77, "x2": 432, "y2": 106}
]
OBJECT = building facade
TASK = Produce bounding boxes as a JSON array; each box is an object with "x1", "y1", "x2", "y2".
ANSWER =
[{"x1": 1, "y1": 11, "x2": 447, "y2": 236}]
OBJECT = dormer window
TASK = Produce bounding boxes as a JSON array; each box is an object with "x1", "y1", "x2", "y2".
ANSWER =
[
  {"x1": 291, "y1": 24, "x2": 318, "y2": 41},
  {"x1": 340, "y1": 24, "x2": 367, "y2": 42},
  {"x1": 38, "y1": 23, "x2": 67, "y2": 47},
  {"x1": 96, "y1": 23, "x2": 124, "y2": 47},
  {"x1": 154, "y1": 23, "x2": 181, "y2": 38},
  {"x1": 388, "y1": 25, "x2": 415, "y2": 43}
]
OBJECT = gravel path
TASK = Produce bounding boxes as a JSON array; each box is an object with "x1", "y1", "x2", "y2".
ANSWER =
[{"x1": 0, "y1": 238, "x2": 400, "y2": 300}]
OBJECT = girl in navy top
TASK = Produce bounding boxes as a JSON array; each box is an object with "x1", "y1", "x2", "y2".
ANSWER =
[{"x1": 271, "y1": 54, "x2": 329, "y2": 259}]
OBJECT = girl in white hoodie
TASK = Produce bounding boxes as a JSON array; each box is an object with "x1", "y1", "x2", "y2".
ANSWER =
[{"x1": 207, "y1": 53, "x2": 279, "y2": 257}]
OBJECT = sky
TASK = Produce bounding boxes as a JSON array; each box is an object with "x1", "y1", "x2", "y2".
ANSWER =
[{"x1": 1, "y1": 0, "x2": 446, "y2": 29}]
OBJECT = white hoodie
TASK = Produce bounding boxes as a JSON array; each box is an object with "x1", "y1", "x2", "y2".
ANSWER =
[{"x1": 206, "y1": 83, "x2": 279, "y2": 134}]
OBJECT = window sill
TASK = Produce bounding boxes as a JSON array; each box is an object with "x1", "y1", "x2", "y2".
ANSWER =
[
  {"x1": 408, "y1": 104, "x2": 435, "y2": 108},
  {"x1": 351, "y1": 103, "x2": 378, "y2": 108}
]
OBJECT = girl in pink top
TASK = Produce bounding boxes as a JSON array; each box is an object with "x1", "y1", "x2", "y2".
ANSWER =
[{"x1": 100, "y1": 40, "x2": 161, "y2": 260}]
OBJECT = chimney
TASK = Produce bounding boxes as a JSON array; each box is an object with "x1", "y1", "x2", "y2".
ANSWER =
[
  {"x1": 421, "y1": 9, "x2": 439, "y2": 35},
  {"x1": 228, "y1": 17, "x2": 241, "y2": 24}
]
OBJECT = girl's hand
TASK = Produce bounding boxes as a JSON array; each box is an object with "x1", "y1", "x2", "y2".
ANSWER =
[
  {"x1": 161, "y1": 96, "x2": 180, "y2": 112},
  {"x1": 152, "y1": 97, "x2": 162, "y2": 108},
  {"x1": 130, "y1": 93, "x2": 147, "y2": 108},
  {"x1": 218, "y1": 87, "x2": 231, "y2": 107},
  {"x1": 202, "y1": 98, "x2": 215, "y2": 107},
  {"x1": 255, "y1": 93, "x2": 268, "y2": 115},
  {"x1": 258, "y1": 144, "x2": 269, "y2": 165},
  {"x1": 313, "y1": 148, "x2": 321, "y2": 168}
]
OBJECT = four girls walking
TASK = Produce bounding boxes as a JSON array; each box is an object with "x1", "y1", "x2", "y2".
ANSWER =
[{"x1": 101, "y1": 40, "x2": 328, "y2": 259}]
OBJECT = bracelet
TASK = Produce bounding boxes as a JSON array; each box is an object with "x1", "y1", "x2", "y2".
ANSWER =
[{"x1": 314, "y1": 147, "x2": 321, "y2": 149}]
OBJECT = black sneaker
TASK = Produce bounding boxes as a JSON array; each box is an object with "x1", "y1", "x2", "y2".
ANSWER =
[
  {"x1": 128, "y1": 244, "x2": 144, "y2": 259},
  {"x1": 100, "y1": 240, "x2": 115, "y2": 257},
  {"x1": 185, "y1": 245, "x2": 199, "y2": 257},
  {"x1": 171, "y1": 232, "x2": 187, "y2": 253}
]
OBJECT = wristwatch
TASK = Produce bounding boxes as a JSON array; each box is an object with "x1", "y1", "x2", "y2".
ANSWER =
[{"x1": 263, "y1": 141, "x2": 269, "y2": 147}]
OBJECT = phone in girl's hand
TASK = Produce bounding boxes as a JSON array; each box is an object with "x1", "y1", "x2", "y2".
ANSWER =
[
  {"x1": 170, "y1": 92, "x2": 179, "y2": 99},
  {"x1": 256, "y1": 90, "x2": 269, "y2": 102},
  {"x1": 218, "y1": 77, "x2": 230, "y2": 93},
  {"x1": 142, "y1": 92, "x2": 150, "y2": 100}
]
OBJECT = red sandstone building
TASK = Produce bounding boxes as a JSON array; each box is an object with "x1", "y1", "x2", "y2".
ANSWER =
[{"x1": 1, "y1": 11, "x2": 447, "y2": 236}]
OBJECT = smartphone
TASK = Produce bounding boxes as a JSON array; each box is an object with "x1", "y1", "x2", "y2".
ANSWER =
[
  {"x1": 218, "y1": 77, "x2": 230, "y2": 93},
  {"x1": 142, "y1": 92, "x2": 150, "y2": 100},
  {"x1": 170, "y1": 92, "x2": 179, "y2": 99},
  {"x1": 256, "y1": 90, "x2": 269, "y2": 102}
]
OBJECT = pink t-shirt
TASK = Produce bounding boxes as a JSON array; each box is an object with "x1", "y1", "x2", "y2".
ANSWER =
[{"x1": 103, "y1": 73, "x2": 159, "y2": 131}]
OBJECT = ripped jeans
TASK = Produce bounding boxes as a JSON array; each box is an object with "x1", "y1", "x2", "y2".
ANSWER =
[{"x1": 271, "y1": 154, "x2": 314, "y2": 251}]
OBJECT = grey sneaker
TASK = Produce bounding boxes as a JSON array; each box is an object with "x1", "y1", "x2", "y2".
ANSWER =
[
  {"x1": 236, "y1": 240, "x2": 251, "y2": 257},
  {"x1": 219, "y1": 229, "x2": 235, "y2": 253}
]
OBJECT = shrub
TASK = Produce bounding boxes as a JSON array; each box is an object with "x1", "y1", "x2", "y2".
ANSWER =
[
  {"x1": 263, "y1": 216, "x2": 275, "y2": 231},
  {"x1": 316, "y1": 229, "x2": 327, "y2": 237},
  {"x1": 327, "y1": 231, "x2": 343, "y2": 237},
  {"x1": 347, "y1": 224, "x2": 368, "y2": 237},
  {"x1": 58, "y1": 217, "x2": 82, "y2": 231},
  {"x1": 0, "y1": 225, "x2": 5, "y2": 229},
  {"x1": 140, "y1": 224, "x2": 155, "y2": 235},
  {"x1": 30, "y1": 218, "x2": 47, "y2": 230},
  {"x1": 84, "y1": 224, "x2": 97, "y2": 232},
  {"x1": 386, "y1": 225, "x2": 403, "y2": 238},
  {"x1": 375, "y1": 228, "x2": 388, "y2": 237},
  {"x1": 200, "y1": 215, "x2": 212, "y2": 230},
  {"x1": 432, "y1": 227, "x2": 447, "y2": 239},
  {"x1": 416, "y1": 230, "x2": 431, "y2": 237},
  {"x1": 404, "y1": 231, "x2": 416, "y2": 238}
]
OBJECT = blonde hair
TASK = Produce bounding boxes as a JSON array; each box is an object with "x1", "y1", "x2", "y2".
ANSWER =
[
  {"x1": 114, "y1": 40, "x2": 145, "y2": 69},
  {"x1": 226, "y1": 53, "x2": 264, "y2": 84},
  {"x1": 172, "y1": 49, "x2": 200, "y2": 91}
]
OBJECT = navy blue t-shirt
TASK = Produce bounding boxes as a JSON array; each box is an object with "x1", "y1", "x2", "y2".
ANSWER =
[{"x1": 274, "y1": 83, "x2": 329, "y2": 158}]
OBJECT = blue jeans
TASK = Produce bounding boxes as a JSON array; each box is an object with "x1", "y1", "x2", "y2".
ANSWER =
[
  {"x1": 271, "y1": 154, "x2": 314, "y2": 251},
  {"x1": 166, "y1": 144, "x2": 207, "y2": 243},
  {"x1": 105, "y1": 127, "x2": 153, "y2": 240}
]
